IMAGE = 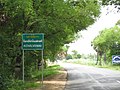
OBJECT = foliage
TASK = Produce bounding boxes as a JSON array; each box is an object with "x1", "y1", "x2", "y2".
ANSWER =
[
  {"x1": 0, "y1": 73, "x2": 10, "y2": 90},
  {"x1": 77, "y1": 54, "x2": 81, "y2": 59},
  {"x1": 66, "y1": 54, "x2": 73, "y2": 60},
  {"x1": 0, "y1": 0, "x2": 100, "y2": 89},
  {"x1": 66, "y1": 53, "x2": 81, "y2": 60},
  {"x1": 102, "y1": 0, "x2": 120, "y2": 11},
  {"x1": 72, "y1": 59, "x2": 120, "y2": 71},
  {"x1": 32, "y1": 65, "x2": 61, "y2": 80},
  {"x1": 57, "y1": 45, "x2": 70, "y2": 60},
  {"x1": 8, "y1": 80, "x2": 40, "y2": 90},
  {"x1": 0, "y1": 0, "x2": 101, "y2": 61},
  {"x1": 7, "y1": 65, "x2": 61, "y2": 90},
  {"x1": 8, "y1": 80, "x2": 24, "y2": 90},
  {"x1": 116, "y1": 20, "x2": 120, "y2": 25},
  {"x1": 72, "y1": 50, "x2": 78, "y2": 59},
  {"x1": 71, "y1": 50, "x2": 81, "y2": 59},
  {"x1": 102, "y1": 0, "x2": 120, "y2": 5},
  {"x1": 92, "y1": 26, "x2": 120, "y2": 65}
]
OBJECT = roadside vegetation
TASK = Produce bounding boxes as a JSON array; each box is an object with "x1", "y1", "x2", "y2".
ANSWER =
[
  {"x1": 0, "y1": 0, "x2": 101, "y2": 89},
  {"x1": 90, "y1": 21, "x2": 120, "y2": 70},
  {"x1": 3, "y1": 65, "x2": 62, "y2": 90},
  {"x1": 65, "y1": 53, "x2": 120, "y2": 71},
  {"x1": 64, "y1": 14, "x2": 120, "y2": 72},
  {"x1": 1, "y1": 0, "x2": 120, "y2": 89},
  {"x1": 91, "y1": 26, "x2": 120, "y2": 66},
  {"x1": 64, "y1": 0, "x2": 120, "y2": 71},
  {"x1": 73, "y1": 59, "x2": 120, "y2": 71}
]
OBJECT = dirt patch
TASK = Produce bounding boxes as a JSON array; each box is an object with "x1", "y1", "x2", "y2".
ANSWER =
[
  {"x1": 43, "y1": 69, "x2": 67, "y2": 90},
  {"x1": 32, "y1": 68, "x2": 67, "y2": 90}
]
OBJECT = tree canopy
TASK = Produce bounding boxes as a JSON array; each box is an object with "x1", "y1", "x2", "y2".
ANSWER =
[
  {"x1": 0, "y1": 0, "x2": 100, "y2": 60},
  {"x1": 102, "y1": 0, "x2": 120, "y2": 5},
  {"x1": 0, "y1": 0, "x2": 101, "y2": 89},
  {"x1": 102, "y1": 0, "x2": 120, "y2": 10},
  {"x1": 92, "y1": 26, "x2": 120, "y2": 64}
]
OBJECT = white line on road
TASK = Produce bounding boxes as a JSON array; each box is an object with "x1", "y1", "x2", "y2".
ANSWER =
[
  {"x1": 117, "y1": 80, "x2": 120, "y2": 83},
  {"x1": 87, "y1": 73, "x2": 109, "y2": 90}
]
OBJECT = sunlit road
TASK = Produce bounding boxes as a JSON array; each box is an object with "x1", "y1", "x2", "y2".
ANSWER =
[{"x1": 60, "y1": 63, "x2": 120, "y2": 90}]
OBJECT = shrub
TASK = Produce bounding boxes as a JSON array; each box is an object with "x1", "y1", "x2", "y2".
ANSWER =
[{"x1": 66, "y1": 54, "x2": 72, "y2": 60}]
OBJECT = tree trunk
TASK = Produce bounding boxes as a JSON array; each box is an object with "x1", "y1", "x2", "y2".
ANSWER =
[
  {"x1": 95, "y1": 52, "x2": 99, "y2": 65},
  {"x1": 99, "y1": 56, "x2": 102, "y2": 66},
  {"x1": 38, "y1": 59, "x2": 42, "y2": 70},
  {"x1": 99, "y1": 51, "x2": 103, "y2": 66},
  {"x1": 104, "y1": 53, "x2": 106, "y2": 64},
  {"x1": 15, "y1": 55, "x2": 22, "y2": 79}
]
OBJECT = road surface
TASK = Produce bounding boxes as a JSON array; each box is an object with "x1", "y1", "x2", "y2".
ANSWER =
[{"x1": 60, "y1": 63, "x2": 120, "y2": 90}]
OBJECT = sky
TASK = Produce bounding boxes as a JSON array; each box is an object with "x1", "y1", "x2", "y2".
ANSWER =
[{"x1": 68, "y1": 6, "x2": 120, "y2": 55}]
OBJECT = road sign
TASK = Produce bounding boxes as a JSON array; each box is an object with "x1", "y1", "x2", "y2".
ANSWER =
[
  {"x1": 22, "y1": 33, "x2": 44, "y2": 85},
  {"x1": 112, "y1": 55, "x2": 120, "y2": 64},
  {"x1": 22, "y1": 33, "x2": 44, "y2": 50}
]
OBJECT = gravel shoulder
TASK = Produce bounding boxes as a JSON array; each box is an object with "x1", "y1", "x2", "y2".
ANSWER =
[{"x1": 32, "y1": 68, "x2": 67, "y2": 90}]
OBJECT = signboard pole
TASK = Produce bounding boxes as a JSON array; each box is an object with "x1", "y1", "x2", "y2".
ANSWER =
[
  {"x1": 41, "y1": 50, "x2": 44, "y2": 89},
  {"x1": 22, "y1": 33, "x2": 44, "y2": 85},
  {"x1": 22, "y1": 50, "x2": 25, "y2": 82}
]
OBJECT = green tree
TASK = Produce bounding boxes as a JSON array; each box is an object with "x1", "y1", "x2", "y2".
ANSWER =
[
  {"x1": 72, "y1": 50, "x2": 78, "y2": 59},
  {"x1": 0, "y1": 0, "x2": 101, "y2": 89},
  {"x1": 102, "y1": 0, "x2": 120, "y2": 5},
  {"x1": 92, "y1": 26, "x2": 120, "y2": 65},
  {"x1": 66, "y1": 54, "x2": 73, "y2": 60},
  {"x1": 77, "y1": 54, "x2": 81, "y2": 59}
]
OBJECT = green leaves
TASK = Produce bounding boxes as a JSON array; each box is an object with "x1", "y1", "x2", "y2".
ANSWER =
[
  {"x1": 0, "y1": 0, "x2": 101, "y2": 66},
  {"x1": 92, "y1": 26, "x2": 120, "y2": 63},
  {"x1": 0, "y1": 0, "x2": 101, "y2": 64},
  {"x1": 0, "y1": 0, "x2": 101, "y2": 89},
  {"x1": 102, "y1": 0, "x2": 120, "y2": 5}
]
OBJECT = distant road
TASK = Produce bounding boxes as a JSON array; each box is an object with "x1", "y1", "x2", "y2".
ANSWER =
[{"x1": 60, "y1": 63, "x2": 120, "y2": 90}]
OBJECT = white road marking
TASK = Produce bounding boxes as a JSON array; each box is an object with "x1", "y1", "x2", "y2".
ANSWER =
[{"x1": 117, "y1": 80, "x2": 120, "y2": 83}]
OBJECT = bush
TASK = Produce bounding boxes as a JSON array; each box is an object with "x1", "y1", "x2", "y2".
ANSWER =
[
  {"x1": 0, "y1": 74, "x2": 10, "y2": 90},
  {"x1": 8, "y1": 80, "x2": 24, "y2": 90},
  {"x1": 77, "y1": 54, "x2": 81, "y2": 59},
  {"x1": 66, "y1": 54, "x2": 72, "y2": 60}
]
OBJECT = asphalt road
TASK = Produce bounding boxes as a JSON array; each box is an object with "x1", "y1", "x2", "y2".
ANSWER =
[{"x1": 60, "y1": 63, "x2": 120, "y2": 90}]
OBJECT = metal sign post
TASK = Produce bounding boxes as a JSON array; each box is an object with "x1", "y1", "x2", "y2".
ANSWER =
[
  {"x1": 22, "y1": 50, "x2": 25, "y2": 82},
  {"x1": 41, "y1": 50, "x2": 44, "y2": 89},
  {"x1": 22, "y1": 33, "x2": 44, "y2": 86}
]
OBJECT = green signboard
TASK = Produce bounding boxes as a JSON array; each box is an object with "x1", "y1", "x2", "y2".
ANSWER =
[{"x1": 22, "y1": 33, "x2": 44, "y2": 50}]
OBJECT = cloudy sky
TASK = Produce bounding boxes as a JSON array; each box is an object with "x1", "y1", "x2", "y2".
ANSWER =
[{"x1": 68, "y1": 6, "x2": 120, "y2": 55}]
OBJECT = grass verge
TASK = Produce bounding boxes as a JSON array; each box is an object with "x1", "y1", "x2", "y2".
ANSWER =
[
  {"x1": 8, "y1": 65, "x2": 62, "y2": 90},
  {"x1": 29, "y1": 65, "x2": 62, "y2": 89},
  {"x1": 66, "y1": 59, "x2": 120, "y2": 71},
  {"x1": 32, "y1": 65, "x2": 62, "y2": 80}
]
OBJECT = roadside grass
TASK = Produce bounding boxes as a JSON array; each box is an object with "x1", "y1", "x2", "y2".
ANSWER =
[
  {"x1": 97, "y1": 64, "x2": 120, "y2": 71},
  {"x1": 66, "y1": 59, "x2": 96, "y2": 66},
  {"x1": 32, "y1": 65, "x2": 62, "y2": 80},
  {"x1": 8, "y1": 65, "x2": 62, "y2": 90},
  {"x1": 28, "y1": 65, "x2": 62, "y2": 89},
  {"x1": 24, "y1": 81, "x2": 40, "y2": 89},
  {"x1": 8, "y1": 80, "x2": 40, "y2": 90},
  {"x1": 66, "y1": 59, "x2": 120, "y2": 71}
]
